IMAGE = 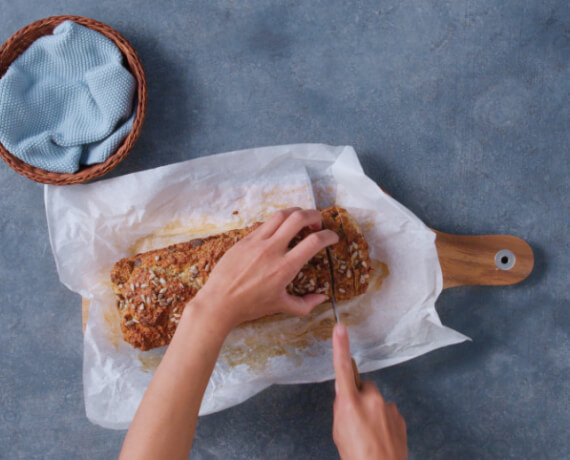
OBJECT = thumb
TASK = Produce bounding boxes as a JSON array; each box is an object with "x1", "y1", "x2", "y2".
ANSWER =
[
  {"x1": 284, "y1": 293, "x2": 326, "y2": 316},
  {"x1": 333, "y1": 323, "x2": 358, "y2": 397}
]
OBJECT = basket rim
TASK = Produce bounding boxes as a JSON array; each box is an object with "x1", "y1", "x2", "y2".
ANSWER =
[{"x1": 0, "y1": 15, "x2": 147, "y2": 185}]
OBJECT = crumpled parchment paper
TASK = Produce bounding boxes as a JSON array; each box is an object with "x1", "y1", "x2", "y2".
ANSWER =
[{"x1": 45, "y1": 144, "x2": 468, "y2": 429}]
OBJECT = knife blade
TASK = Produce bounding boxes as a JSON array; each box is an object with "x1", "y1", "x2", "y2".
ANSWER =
[
  {"x1": 326, "y1": 245, "x2": 341, "y2": 324},
  {"x1": 324, "y1": 244, "x2": 361, "y2": 390}
]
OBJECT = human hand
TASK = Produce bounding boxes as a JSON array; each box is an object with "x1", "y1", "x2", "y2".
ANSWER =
[
  {"x1": 191, "y1": 208, "x2": 339, "y2": 332},
  {"x1": 332, "y1": 323, "x2": 407, "y2": 460}
]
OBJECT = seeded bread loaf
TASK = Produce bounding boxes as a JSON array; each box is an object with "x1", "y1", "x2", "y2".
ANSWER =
[{"x1": 110, "y1": 206, "x2": 372, "y2": 350}]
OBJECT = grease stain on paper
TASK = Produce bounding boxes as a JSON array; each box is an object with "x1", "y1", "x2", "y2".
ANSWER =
[
  {"x1": 128, "y1": 219, "x2": 238, "y2": 255},
  {"x1": 127, "y1": 186, "x2": 313, "y2": 255},
  {"x1": 103, "y1": 303, "x2": 123, "y2": 350},
  {"x1": 138, "y1": 352, "x2": 164, "y2": 373}
]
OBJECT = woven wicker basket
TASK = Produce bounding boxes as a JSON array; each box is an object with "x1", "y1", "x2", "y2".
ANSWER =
[{"x1": 0, "y1": 15, "x2": 147, "y2": 185}]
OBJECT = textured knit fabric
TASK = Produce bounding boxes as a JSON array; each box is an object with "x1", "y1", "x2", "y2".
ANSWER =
[{"x1": 0, "y1": 20, "x2": 136, "y2": 173}]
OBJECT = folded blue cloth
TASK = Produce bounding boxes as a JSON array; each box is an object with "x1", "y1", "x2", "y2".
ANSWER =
[{"x1": 0, "y1": 20, "x2": 136, "y2": 174}]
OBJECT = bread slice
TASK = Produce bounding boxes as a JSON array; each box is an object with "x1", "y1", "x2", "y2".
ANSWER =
[{"x1": 110, "y1": 206, "x2": 373, "y2": 350}]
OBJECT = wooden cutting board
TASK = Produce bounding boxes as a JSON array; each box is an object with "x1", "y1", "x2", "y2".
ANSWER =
[
  {"x1": 434, "y1": 231, "x2": 533, "y2": 288},
  {"x1": 81, "y1": 229, "x2": 534, "y2": 330}
]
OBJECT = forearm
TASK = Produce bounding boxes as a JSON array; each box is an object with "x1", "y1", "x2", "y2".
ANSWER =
[{"x1": 119, "y1": 297, "x2": 231, "y2": 460}]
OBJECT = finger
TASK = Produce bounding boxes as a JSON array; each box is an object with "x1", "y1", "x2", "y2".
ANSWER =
[
  {"x1": 360, "y1": 380, "x2": 384, "y2": 400},
  {"x1": 285, "y1": 230, "x2": 339, "y2": 274},
  {"x1": 386, "y1": 401, "x2": 402, "y2": 419},
  {"x1": 333, "y1": 323, "x2": 358, "y2": 397},
  {"x1": 272, "y1": 209, "x2": 323, "y2": 247},
  {"x1": 283, "y1": 293, "x2": 327, "y2": 316},
  {"x1": 308, "y1": 220, "x2": 323, "y2": 231},
  {"x1": 256, "y1": 208, "x2": 302, "y2": 239},
  {"x1": 395, "y1": 406, "x2": 407, "y2": 431}
]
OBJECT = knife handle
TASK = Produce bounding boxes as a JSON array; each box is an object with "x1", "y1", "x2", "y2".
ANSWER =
[{"x1": 351, "y1": 358, "x2": 362, "y2": 390}]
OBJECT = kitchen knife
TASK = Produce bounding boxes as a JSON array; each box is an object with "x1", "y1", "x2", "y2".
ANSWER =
[{"x1": 325, "y1": 245, "x2": 362, "y2": 390}]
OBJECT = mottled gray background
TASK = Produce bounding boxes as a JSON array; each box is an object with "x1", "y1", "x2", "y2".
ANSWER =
[{"x1": 0, "y1": 1, "x2": 568, "y2": 459}]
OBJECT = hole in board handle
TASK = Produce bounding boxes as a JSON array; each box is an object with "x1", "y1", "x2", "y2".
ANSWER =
[{"x1": 495, "y1": 249, "x2": 516, "y2": 270}]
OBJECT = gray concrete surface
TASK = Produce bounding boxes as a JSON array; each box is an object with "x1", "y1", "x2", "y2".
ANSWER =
[{"x1": 0, "y1": 1, "x2": 568, "y2": 458}]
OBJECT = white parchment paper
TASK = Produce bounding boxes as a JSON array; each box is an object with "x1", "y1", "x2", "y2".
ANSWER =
[{"x1": 45, "y1": 144, "x2": 468, "y2": 429}]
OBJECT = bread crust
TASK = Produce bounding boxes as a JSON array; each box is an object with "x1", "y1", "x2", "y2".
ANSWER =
[{"x1": 110, "y1": 206, "x2": 373, "y2": 350}]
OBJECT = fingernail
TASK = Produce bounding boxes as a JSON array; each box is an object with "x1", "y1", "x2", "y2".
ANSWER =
[
  {"x1": 335, "y1": 322, "x2": 347, "y2": 337},
  {"x1": 316, "y1": 294, "x2": 327, "y2": 304}
]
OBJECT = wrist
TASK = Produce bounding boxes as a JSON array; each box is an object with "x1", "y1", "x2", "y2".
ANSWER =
[{"x1": 180, "y1": 290, "x2": 235, "y2": 339}]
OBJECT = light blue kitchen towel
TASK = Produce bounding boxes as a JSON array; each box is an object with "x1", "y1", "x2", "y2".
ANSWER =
[{"x1": 0, "y1": 20, "x2": 136, "y2": 174}]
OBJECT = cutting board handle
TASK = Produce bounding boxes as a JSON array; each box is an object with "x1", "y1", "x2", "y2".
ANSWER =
[{"x1": 434, "y1": 231, "x2": 534, "y2": 289}]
